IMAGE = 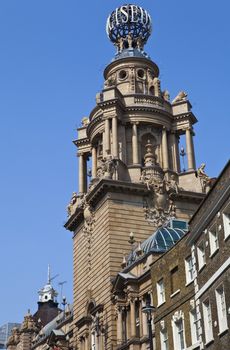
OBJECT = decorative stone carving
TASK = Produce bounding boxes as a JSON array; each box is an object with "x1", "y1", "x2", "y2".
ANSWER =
[
  {"x1": 21, "y1": 311, "x2": 38, "y2": 332},
  {"x1": 196, "y1": 163, "x2": 211, "y2": 193},
  {"x1": 81, "y1": 117, "x2": 89, "y2": 126},
  {"x1": 83, "y1": 202, "x2": 95, "y2": 235},
  {"x1": 172, "y1": 310, "x2": 183, "y2": 322},
  {"x1": 136, "y1": 37, "x2": 143, "y2": 50},
  {"x1": 96, "y1": 157, "x2": 117, "y2": 180},
  {"x1": 127, "y1": 33, "x2": 133, "y2": 48},
  {"x1": 160, "y1": 320, "x2": 166, "y2": 331},
  {"x1": 141, "y1": 141, "x2": 178, "y2": 227},
  {"x1": 80, "y1": 199, "x2": 95, "y2": 270},
  {"x1": 190, "y1": 299, "x2": 195, "y2": 310},
  {"x1": 7, "y1": 328, "x2": 20, "y2": 346},
  {"x1": 166, "y1": 174, "x2": 179, "y2": 194},
  {"x1": 66, "y1": 192, "x2": 78, "y2": 217},
  {"x1": 117, "y1": 37, "x2": 124, "y2": 52},
  {"x1": 172, "y1": 91, "x2": 187, "y2": 104},
  {"x1": 104, "y1": 73, "x2": 116, "y2": 88},
  {"x1": 162, "y1": 90, "x2": 170, "y2": 101}
]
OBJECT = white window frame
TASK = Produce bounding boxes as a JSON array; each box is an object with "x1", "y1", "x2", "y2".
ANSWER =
[
  {"x1": 172, "y1": 315, "x2": 186, "y2": 350},
  {"x1": 189, "y1": 308, "x2": 199, "y2": 344},
  {"x1": 157, "y1": 279, "x2": 165, "y2": 306},
  {"x1": 160, "y1": 329, "x2": 169, "y2": 350},
  {"x1": 197, "y1": 241, "x2": 206, "y2": 270},
  {"x1": 185, "y1": 256, "x2": 194, "y2": 285},
  {"x1": 223, "y1": 203, "x2": 230, "y2": 239},
  {"x1": 209, "y1": 225, "x2": 219, "y2": 256},
  {"x1": 202, "y1": 299, "x2": 213, "y2": 344},
  {"x1": 215, "y1": 284, "x2": 228, "y2": 334}
]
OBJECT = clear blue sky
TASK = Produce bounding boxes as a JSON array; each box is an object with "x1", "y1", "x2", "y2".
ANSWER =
[{"x1": 0, "y1": 0, "x2": 229, "y2": 325}]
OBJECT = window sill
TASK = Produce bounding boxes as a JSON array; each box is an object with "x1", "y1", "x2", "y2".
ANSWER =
[
  {"x1": 198, "y1": 263, "x2": 206, "y2": 273},
  {"x1": 224, "y1": 233, "x2": 230, "y2": 242},
  {"x1": 170, "y1": 289, "x2": 180, "y2": 298},
  {"x1": 209, "y1": 248, "x2": 219, "y2": 258},
  {"x1": 186, "y1": 342, "x2": 200, "y2": 350},
  {"x1": 157, "y1": 301, "x2": 165, "y2": 308},
  {"x1": 185, "y1": 279, "x2": 194, "y2": 287},
  {"x1": 218, "y1": 327, "x2": 228, "y2": 337},
  {"x1": 205, "y1": 338, "x2": 214, "y2": 347}
]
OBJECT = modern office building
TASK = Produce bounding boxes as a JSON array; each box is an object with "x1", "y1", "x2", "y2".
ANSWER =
[{"x1": 0, "y1": 323, "x2": 20, "y2": 349}]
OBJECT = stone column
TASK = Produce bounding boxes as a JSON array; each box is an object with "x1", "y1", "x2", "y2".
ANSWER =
[
  {"x1": 105, "y1": 118, "x2": 110, "y2": 154},
  {"x1": 185, "y1": 127, "x2": 196, "y2": 170},
  {"x1": 117, "y1": 306, "x2": 123, "y2": 345},
  {"x1": 139, "y1": 299, "x2": 143, "y2": 338},
  {"x1": 162, "y1": 127, "x2": 169, "y2": 170},
  {"x1": 130, "y1": 299, "x2": 136, "y2": 338},
  {"x1": 92, "y1": 147, "x2": 97, "y2": 178},
  {"x1": 83, "y1": 155, "x2": 88, "y2": 192},
  {"x1": 142, "y1": 300, "x2": 148, "y2": 337},
  {"x1": 84, "y1": 333, "x2": 89, "y2": 350},
  {"x1": 176, "y1": 134, "x2": 181, "y2": 173},
  {"x1": 170, "y1": 131, "x2": 180, "y2": 173},
  {"x1": 132, "y1": 123, "x2": 139, "y2": 164},
  {"x1": 78, "y1": 153, "x2": 85, "y2": 194},
  {"x1": 112, "y1": 116, "x2": 118, "y2": 158}
]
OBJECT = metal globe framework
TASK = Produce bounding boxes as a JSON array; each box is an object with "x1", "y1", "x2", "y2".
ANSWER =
[{"x1": 106, "y1": 4, "x2": 152, "y2": 50}]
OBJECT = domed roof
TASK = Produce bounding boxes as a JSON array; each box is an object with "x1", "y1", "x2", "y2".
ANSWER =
[
  {"x1": 127, "y1": 224, "x2": 187, "y2": 266},
  {"x1": 142, "y1": 226, "x2": 185, "y2": 253}
]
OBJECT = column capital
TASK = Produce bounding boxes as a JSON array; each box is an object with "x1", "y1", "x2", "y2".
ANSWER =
[
  {"x1": 184, "y1": 126, "x2": 193, "y2": 132},
  {"x1": 131, "y1": 121, "x2": 139, "y2": 126},
  {"x1": 162, "y1": 126, "x2": 170, "y2": 132},
  {"x1": 77, "y1": 151, "x2": 84, "y2": 157}
]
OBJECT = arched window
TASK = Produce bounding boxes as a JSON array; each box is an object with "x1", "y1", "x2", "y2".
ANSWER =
[{"x1": 149, "y1": 86, "x2": 155, "y2": 96}]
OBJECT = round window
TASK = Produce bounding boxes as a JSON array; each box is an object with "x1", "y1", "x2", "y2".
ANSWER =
[
  {"x1": 137, "y1": 69, "x2": 145, "y2": 79},
  {"x1": 119, "y1": 70, "x2": 127, "y2": 80}
]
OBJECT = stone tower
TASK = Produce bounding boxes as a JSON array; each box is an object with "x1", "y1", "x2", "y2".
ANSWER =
[{"x1": 65, "y1": 4, "x2": 206, "y2": 349}]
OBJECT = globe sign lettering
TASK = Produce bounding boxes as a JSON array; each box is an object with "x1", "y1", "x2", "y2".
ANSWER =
[{"x1": 106, "y1": 4, "x2": 152, "y2": 44}]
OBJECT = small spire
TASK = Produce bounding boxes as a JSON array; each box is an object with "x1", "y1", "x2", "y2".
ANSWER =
[{"x1": 47, "y1": 264, "x2": 51, "y2": 284}]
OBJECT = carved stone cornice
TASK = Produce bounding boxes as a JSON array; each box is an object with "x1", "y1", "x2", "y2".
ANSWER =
[
  {"x1": 73, "y1": 138, "x2": 91, "y2": 147},
  {"x1": 173, "y1": 111, "x2": 197, "y2": 124},
  {"x1": 75, "y1": 316, "x2": 92, "y2": 329}
]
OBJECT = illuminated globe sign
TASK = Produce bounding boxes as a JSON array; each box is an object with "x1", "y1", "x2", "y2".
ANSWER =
[{"x1": 106, "y1": 4, "x2": 152, "y2": 50}]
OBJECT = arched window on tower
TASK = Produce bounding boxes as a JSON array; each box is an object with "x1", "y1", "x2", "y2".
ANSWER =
[{"x1": 149, "y1": 86, "x2": 155, "y2": 96}]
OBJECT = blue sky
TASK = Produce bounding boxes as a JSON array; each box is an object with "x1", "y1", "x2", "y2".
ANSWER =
[{"x1": 0, "y1": 1, "x2": 229, "y2": 325}]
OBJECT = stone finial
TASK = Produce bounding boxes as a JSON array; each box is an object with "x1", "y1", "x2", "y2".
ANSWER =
[
  {"x1": 136, "y1": 242, "x2": 143, "y2": 257},
  {"x1": 144, "y1": 140, "x2": 157, "y2": 167}
]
